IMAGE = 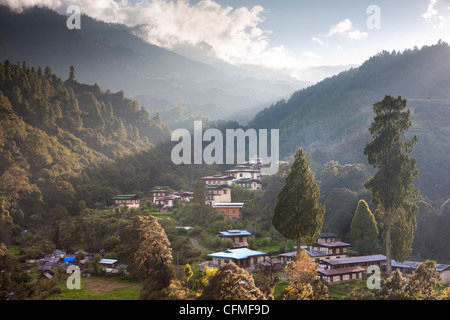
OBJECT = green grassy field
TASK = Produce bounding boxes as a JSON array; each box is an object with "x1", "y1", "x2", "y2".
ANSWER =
[
  {"x1": 327, "y1": 280, "x2": 370, "y2": 299},
  {"x1": 49, "y1": 277, "x2": 142, "y2": 300}
]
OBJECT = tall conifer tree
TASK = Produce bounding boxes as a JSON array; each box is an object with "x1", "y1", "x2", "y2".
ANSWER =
[
  {"x1": 272, "y1": 148, "x2": 325, "y2": 252},
  {"x1": 350, "y1": 199, "x2": 379, "y2": 254},
  {"x1": 364, "y1": 95, "x2": 419, "y2": 277}
]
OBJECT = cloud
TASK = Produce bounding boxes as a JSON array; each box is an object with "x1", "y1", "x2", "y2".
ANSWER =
[
  {"x1": 327, "y1": 19, "x2": 368, "y2": 40},
  {"x1": 312, "y1": 37, "x2": 325, "y2": 46},
  {"x1": 422, "y1": 0, "x2": 439, "y2": 19},
  {"x1": 0, "y1": 0, "x2": 321, "y2": 78},
  {"x1": 422, "y1": 0, "x2": 450, "y2": 29}
]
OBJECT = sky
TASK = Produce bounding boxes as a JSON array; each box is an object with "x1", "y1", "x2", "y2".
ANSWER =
[{"x1": 2, "y1": 0, "x2": 450, "y2": 81}]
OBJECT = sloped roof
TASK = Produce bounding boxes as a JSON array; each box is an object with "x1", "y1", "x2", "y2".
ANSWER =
[
  {"x1": 206, "y1": 184, "x2": 231, "y2": 190},
  {"x1": 322, "y1": 255, "x2": 387, "y2": 266},
  {"x1": 203, "y1": 175, "x2": 233, "y2": 180},
  {"x1": 391, "y1": 260, "x2": 450, "y2": 272},
  {"x1": 233, "y1": 178, "x2": 261, "y2": 183},
  {"x1": 313, "y1": 241, "x2": 351, "y2": 248},
  {"x1": 317, "y1": 266, "x2": 366, "y2": 276},
  {"x1": 112, "y1": 195, "x2": 139, "y2": 200},
  {"x1": 218, "y1": 230, "x2": 252, "y2": 237},
  {"x1": 100, "y1": 259, "x2": 118, "y2": 265},
  {"x1": 213, "y1": 203, "x2": 244, "y2": 208},
  {"x1": 208, "y1": 248, "x2": 266, "y2": 260}
]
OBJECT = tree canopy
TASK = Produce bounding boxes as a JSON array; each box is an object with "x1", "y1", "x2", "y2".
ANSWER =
[
  {"x1": 364, "y1": 95, "x2": 419, "y2": 276},
  {"x1": 272, "y1": 148, "x2": 325, "y2": 251}
]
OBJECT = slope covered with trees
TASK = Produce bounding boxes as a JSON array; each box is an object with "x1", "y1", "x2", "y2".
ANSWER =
[
  {"x1": 0, "y1": 60, "x2": 170, "y2": 227},
  {"x1": 249, "y1": 42, "x2": 450, "y2": 204}
]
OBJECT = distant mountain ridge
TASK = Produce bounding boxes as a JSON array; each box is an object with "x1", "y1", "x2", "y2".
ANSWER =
[
  {"x1": 0, "y1": 5, "x2": 302, "y2": 123},
  {"x1": 249, "y1": 42, "x2": 450, "y2": 204}
]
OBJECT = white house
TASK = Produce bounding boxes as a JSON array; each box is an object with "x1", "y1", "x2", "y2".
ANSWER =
[
  {"x1": 208, "y1": 248, "x2": 267, "y2": 270},
  {"x1": 232, "y1": 178, "x2": 262, "y2": 190},
  {"x1": 112, "y1": 195, "x2": 140, "y2": 209}
]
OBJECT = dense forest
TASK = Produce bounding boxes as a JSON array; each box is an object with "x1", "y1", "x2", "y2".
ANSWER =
[{"x1": 0, "y1": 60, "x2": 170, "y2": 225}]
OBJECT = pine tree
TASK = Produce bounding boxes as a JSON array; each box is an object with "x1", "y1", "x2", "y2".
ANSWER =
[
  {"x1": 350, "y1": 200, "x2": 379, "y2": 254},
  {"x1": 69, "y1": 66, "x2": 75, "y2": 81},
  {"x1": 364, "y1": 95, "x2": 419, "y2": 277},
  {"x1": 272, "y1": 148, "x2": 325, "y2": 252},
  {"x1": 192, "y1": 180, "x2": 206, "y2": 217}
]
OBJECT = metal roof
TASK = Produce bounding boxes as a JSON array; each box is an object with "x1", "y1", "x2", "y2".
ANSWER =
[
  {"x1": 319, "y1": 233, "x2": 336, "y2": 238},
  {"x1": 203, "y1": 175, "x2": 233, "y2": 180},
  {"x1": 208, "y1": 248, "x2": 266, "y2": 260},
  {"x1": 317, "y1": 266, "x2": 367, "y2": 276},
  {"x1": 206, "y1": 184, "x2": 231, "y2": 189},
  {"x1": 233, "y1": 178, "x2": 261, "y2": 183},
  {"x1": 213, "y1": 203, "x2": 244, "y2": 208},
  {"x1": 322, "y1": 255, "x2": 387, "y2": 266},
  {"x1": 312, "y1": 241, "x2": 351, "y2": 248},
  {"x1": 218, "y1": 230, "x2": 252, "y2": 237},
  {"x1": 391, "y1": 260, "x2": 450, "y2": 272},
  {"x1": 278, "y1": 250, "x2": 328, "y2": 258},
  {"x1": 99, "y1": 259, "x2": 118, "y2": 265},
  {"x1": 112, "y1": 195, "x2": 139, "y2": 200}
]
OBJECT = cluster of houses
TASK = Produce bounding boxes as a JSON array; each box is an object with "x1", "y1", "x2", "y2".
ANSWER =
[
  {"x1": 111, "y1": 190, "x2": 194, "y2": 212},
  {"x1": 205, "y1": 231, "x2": 450, "y2": 285},
  {"x1": 111, "y1": 157, "x2": 265, "y2": 222},
  {"x1": 202, "y1": 157, "x2": 264, "y2": 221},
  {"x1": 25, "y1": 249, "x2": 127, "y2": 280}
]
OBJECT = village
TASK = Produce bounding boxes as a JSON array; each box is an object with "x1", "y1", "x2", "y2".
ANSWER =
[{"x1": 18, "y1": 156, "x2": 449, "y2": 293}]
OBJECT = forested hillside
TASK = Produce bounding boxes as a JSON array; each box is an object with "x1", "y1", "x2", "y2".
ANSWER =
[
  {"x1": 249, "y1": 42, "x2": 450, "y2": 204},
  {"x1": 0, "y1": 60, "x2": 170, "y2": 224},
  {"x1": 0, "y1": 5, "x2": 297, "y2": 124}
]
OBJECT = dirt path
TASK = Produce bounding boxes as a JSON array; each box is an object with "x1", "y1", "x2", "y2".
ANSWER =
[{"x1": 189, "y1": 238, "x2": 212, "y2": 254}]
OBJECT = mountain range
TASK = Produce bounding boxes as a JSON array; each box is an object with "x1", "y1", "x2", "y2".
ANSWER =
[
  {"x1": 0, "y1": 5, "x2": 318, "y2": 125},
  {"x1": 0, "y1": 5, "x2": 449, "y2": 206}
]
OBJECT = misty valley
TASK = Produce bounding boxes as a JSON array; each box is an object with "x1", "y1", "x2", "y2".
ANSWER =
[{"x1": 0, "y1": 3, "x2": 449, "y2": 305}]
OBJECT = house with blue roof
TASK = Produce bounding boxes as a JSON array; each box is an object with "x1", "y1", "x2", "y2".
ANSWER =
[
  {"x1": 207, "y1": 248, "x2": 267, "y2": 270},
  {"x1": 217, "y1": 230, "x2": 253, "y2": 248}
]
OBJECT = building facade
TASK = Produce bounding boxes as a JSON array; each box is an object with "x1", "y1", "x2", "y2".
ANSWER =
[
  {"x1": 112, "y1": 195, "x2": 140, "y2": 209},
  {"x1": 206, "y1": 184, "x2": 232, "y2": 206},
  {"x1": 213, "y1": 203, "x2": 244, "y2": 221},
  {"x1": 217, "y1": 230, "x2": 253, "y2": 248}
]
